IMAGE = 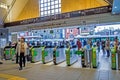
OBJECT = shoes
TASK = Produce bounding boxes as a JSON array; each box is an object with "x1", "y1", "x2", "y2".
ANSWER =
[
  {"x1": 19, "y1": 67, "x2": 22, "y2": 70},
  {"x1": 23, "y1": 64, "x2": 25, "y2": 67},
  {"x1": 0, "y1": 62, "x2": 3, "y2": 64}
]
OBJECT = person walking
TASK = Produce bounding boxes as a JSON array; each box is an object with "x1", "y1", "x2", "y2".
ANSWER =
[
  {"x1": 15, "y1": 40, "x2": 20, "y2": 64},
  {"x1": 102, "y1": 40, "x2": 106, "y2": 55},
  {"x1": 117, "y1": 43, "x2": 120, "y2": 70},
  {"x1": 97, "y1": 40, "x2": 100, "y2": 53},
  {"x1": 77, "y1": 39, "x2": 82, "y2": 50},
  {"x1": 105, "y1": 38, "x2": 110, "y2": 57},
  {"x1": 16, "y1": 37, "x2": 28, "y2": 70},
  {"x1": 114, "y1": 37, "x2": 119, "y2": 53}
]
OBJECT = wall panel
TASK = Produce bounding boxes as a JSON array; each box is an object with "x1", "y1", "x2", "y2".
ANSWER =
[
  {"x1": 61, "y1": 0, "x2": 109, "y2": 13},
  {"x1": 16, "y1": 0, "x2": 39, "y2": 21}
]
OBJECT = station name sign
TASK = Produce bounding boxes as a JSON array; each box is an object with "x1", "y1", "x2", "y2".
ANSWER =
[{"x1": 4, "y1": 6, "x2": 111, "y2": 27}]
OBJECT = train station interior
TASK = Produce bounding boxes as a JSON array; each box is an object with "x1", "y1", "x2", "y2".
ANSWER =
[{"x1": 0, "y1": 0, "x2": 120, "y2": 80}]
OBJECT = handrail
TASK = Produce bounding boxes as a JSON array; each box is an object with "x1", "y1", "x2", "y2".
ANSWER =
[{"x1": 2, "y1": 0, "x2": 16, "y2": 23}]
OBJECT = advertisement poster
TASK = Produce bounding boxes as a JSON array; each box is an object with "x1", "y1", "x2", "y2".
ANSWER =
[{"x1": 65, "y1": 28, "x2": 78, "y2": 39}]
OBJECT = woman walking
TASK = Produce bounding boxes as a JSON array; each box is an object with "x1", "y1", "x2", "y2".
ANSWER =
[{"x1": 16, "y1": 37, "x2": 28, "y2": 70}]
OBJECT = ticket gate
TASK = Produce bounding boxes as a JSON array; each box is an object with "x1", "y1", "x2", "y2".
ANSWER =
[
  {"x1": 11, "y1": 47, "x2": 16, "y2": 60},
  {"x1": 31, "y1": 46, "x2": 42, "y2": 63},
  {"x1": 4, "y1": 46, "x2": 16, "y2": 60},
  {"x1": 42, "y1": 46, "x2": 53, "y2": 64},
  {"x1": 92, "y1": 47, "x2": 98, "y2": 68},
  {"x1": 0, "y1": 48, "x2": 4, "y2": 64},
  {"x1": 83, "y1": 44, "x2": 93, "y2": 68},
  {"x1": 111, "y1": 47, "x2": 117, "y2": 70},
  {"x1": 53, "y1": 46, "x2": 66, "y2": 65},
  {"x1": 117, "y1": 48, "x2": 120, "y2": 70},
  {"x1": 66, "y1": 46, "x2": 77, "y2": 66},
  {"x1": 76, "y1": 49, "x2": 85, "y2": 67},
  {"x1": 4, "y1": 46, "x2": 12, "y2": 60}
]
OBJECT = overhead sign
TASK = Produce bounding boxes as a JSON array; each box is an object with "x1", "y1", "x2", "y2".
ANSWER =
[{"x1": 112, "y1": 0, "x2": 120, "y2": 14}]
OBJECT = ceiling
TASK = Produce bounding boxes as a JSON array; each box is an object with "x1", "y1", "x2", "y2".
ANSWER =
[
  {"x1": 0, "y1": 0, "x2": 114, "y2": 28},
  {"x1": 7, "y1": 12, "x2": 120, "y2": 32},
  {"x1": 0, "y1": 0, "x2": 7, "y2": 26},
  {"x1": 0, "y1": 0, "x2": 28, "y2": 27}
]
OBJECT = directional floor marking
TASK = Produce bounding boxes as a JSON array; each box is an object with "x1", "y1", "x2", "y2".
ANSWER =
[{"x1": 0, "y1": 74, "x2": 27, "y2": 80}]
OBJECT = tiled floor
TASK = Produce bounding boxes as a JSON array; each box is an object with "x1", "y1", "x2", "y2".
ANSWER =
[{"x1": 0, "y1": 50, "x2": 120, "y2": 80}]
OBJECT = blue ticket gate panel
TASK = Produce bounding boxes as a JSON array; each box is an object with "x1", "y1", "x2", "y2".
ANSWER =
[
  {"x1": 31, "y1": 46, "x2": 42, "y2": 63},
  {"x1": 53, "y1": 47, "x2": 66, "y2": 65},
  {"x1": 42, "y1": 46, "x2": 53, "y2": 64},
  {"x1": 66, "y1": 47, "x2": 77, "y2": 66}
]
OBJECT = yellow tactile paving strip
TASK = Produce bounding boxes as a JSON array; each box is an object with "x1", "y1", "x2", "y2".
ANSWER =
[{"x1": 0, "y1": 74, "x2": 27, "y2": 80}]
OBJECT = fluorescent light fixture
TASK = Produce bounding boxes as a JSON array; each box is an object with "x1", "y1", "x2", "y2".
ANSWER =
[{"x1": 0, "y1": 3, "x2": 8, "y2": 9}]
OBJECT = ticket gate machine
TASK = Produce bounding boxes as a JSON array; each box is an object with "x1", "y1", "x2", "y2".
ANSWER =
[
  {"x1": 31, "y1": 46, "x2": 42, "y2": 63},
  {"x1": 4, "y1": 46, "x2": 16, "y2": 60},
  {"x1": 53, "y1": 45, "x2": 66, "y2": 65},
  {"x1": 66, "y1": 45, "x2": 77, "y2": 66},
  {"x1": 42, "y1": 46, "x2": 53, "y2": 64}
]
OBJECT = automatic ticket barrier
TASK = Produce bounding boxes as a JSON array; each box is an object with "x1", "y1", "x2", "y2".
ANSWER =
[
  {"x1": 76, "y1": 46, "x2": 98, "y2": 68},
  {"x1": 66, "y1": 46, "x2": 77, "y2": 66},
  {"x1": 31, "y1": 46, "x2": 42, "y2": 63},
  {"x1": 53, "y1": 46, "x2": 66, "y2": 65},
  {"x1": 42, "y1": 46, "x2": 53, "y2": 64},
  {"x1": 111, "y1": 47, "x2": 117, "y2": 70},
  {"x1": 4, "y1": 46, "x2": 16, "y2": 60},
  {"x1": 76, "y1": 49, "x2": 85, "y2": 67},
  {"x1": 92, "y1": 47, "x2": 98, "y2": 68}
]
